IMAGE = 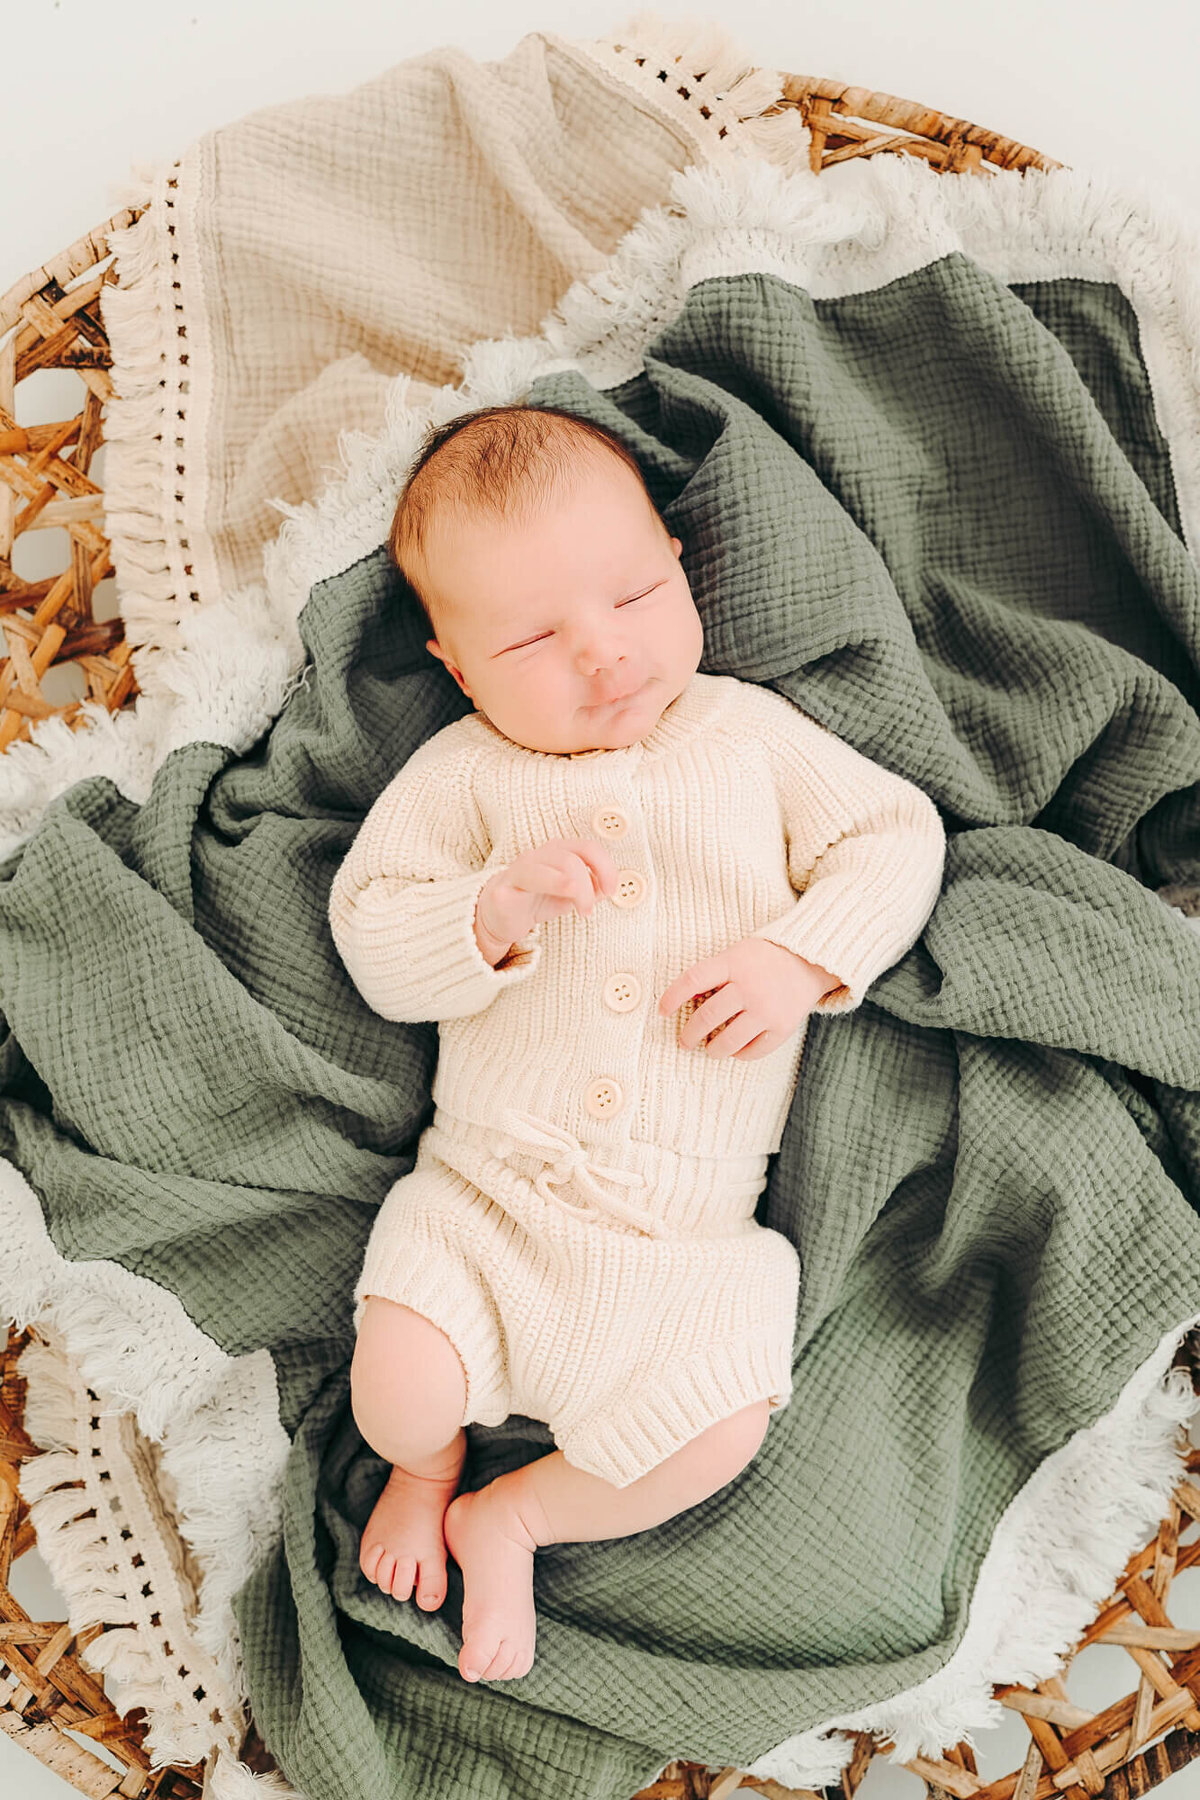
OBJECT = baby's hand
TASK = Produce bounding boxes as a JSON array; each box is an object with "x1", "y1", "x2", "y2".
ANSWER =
[
  {"x1": 476, "y1": 836, "x2": 619, "y2": 956},
  {"x1": 658, "y1": 938, "x2": 844, "y2": 1062}
]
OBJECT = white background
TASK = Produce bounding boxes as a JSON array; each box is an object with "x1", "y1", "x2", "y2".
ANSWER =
[{"x1": 4, "y1": 2, "x2": 1200, "y2": 1796}]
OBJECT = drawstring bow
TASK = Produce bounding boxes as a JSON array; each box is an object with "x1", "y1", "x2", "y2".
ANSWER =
[{"x1": 497, "y1": 1107, "x2": 666, "y2": 1238}]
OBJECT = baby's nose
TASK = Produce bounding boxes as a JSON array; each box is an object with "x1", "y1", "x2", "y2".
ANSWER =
[
  {"x1": 576, "y1": 633, "x2": 630, "y2": 674},
  {"x1": 576, "y1": 640, "x2": 620, "y2": 669}
]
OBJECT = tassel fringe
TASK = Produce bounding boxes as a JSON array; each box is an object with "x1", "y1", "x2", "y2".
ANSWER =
[
  {"x1": 575, "y1": 10, "x2": 813, "y2": 179},
  {"x1": 1, "y1": 1158, "x2": 294, "y2": 1788},
  {"x1": 98, "y1": 159, "x2": 197, "y2": 654},
  {"x1": 15, "y1": 1328, "x2": 292, "y2": 1779}
]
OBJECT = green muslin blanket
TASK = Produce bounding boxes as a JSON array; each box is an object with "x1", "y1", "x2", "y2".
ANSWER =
[{"x1": 3, "y1": 149, "x2": 1200, "y2": 1800}]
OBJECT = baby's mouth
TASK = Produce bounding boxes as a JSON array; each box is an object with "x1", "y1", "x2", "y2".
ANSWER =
[{"x1": 590, "y1": 681, "x2": 646, "y2": 709}]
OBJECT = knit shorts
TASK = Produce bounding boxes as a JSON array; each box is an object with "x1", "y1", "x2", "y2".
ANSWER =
[{"x1": 352, "y1": 1108, "x2": 801, "y2": 1488}]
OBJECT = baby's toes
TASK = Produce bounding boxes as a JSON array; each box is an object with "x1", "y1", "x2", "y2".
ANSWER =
[
  {"x1": 481, "y1": 1638, "x2": 520, "y2": 1680},
  {"x1": 460, "y1": 1624, "x2": 504, "y2": 1683},
  {"x1": 414, "y1": 1553, "x2": 448, "y2": 1610},
  {"x1": 359, "y1": 1540, "x2": 385, "y2": 1585},
  {"x1": 490, "y1": 1642, "x2": 525, "y2": 1680},
  {"x1": 387, "y1": 1556, "x2": 418, "y2": 1603},
  {"x1": 498, "y1": 1635, "x2": 536, "y2": 1680}
]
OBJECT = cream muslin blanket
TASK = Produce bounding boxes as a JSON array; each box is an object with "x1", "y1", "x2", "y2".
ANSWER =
[{"x1": 99, "y1": 11, "x2": 808, "y2": 655}]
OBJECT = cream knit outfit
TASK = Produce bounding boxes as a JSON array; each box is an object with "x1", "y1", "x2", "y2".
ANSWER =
[{"x1": 328, "y1": 671, "x2": 946, "y2": 1486}]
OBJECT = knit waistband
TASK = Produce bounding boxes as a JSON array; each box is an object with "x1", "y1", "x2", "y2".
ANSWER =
[{"x1": 425, "y1": 1107, "x2": 771, "y2": 1239}]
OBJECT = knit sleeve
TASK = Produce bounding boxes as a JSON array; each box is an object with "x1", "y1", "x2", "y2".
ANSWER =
[
  {"x1": 747, "y1": 692, "x2": 946, "y2": 1015},
  {"x1": 327, "y1": 729, "x2": 542, "y2": 1022}
]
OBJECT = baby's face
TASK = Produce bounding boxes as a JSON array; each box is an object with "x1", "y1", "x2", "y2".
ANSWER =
[{"x1": 420, "y1": 458, "x2": 704, "y2": 755}]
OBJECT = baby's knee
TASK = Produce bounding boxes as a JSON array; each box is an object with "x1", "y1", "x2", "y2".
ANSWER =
[{"x1": 351, "y1": 1296, "x2": 468, "y2": 1458}]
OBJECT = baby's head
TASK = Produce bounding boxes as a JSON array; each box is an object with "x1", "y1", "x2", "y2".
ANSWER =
[{"x1": 388, "y1": 404, "x2": 703, "y2": 756}]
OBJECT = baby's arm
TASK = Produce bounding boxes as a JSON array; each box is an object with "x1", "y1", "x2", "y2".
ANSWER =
[
  {"x1": 328, "y1": 732, "x2": 543, "y2": 1022},
  {"x1": 748, "y1": 689, "x2": 946, "y2": 1014}
]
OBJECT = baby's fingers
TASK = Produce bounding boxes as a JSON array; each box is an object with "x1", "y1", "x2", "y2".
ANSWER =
[
  {"x1": 568, "y1": 853, "x2": 603, "y2": 915},
  {"x1": 525, "y1": 855, "x2": 597, "y2": 915},
  {"x1": 565, "y1": 839, "x2": 619, "y2": 900}
]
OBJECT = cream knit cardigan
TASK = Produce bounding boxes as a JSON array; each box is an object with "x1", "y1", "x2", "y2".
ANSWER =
[{"x1": 328, "y1": 672, "x2": 946, "y2": 1179}]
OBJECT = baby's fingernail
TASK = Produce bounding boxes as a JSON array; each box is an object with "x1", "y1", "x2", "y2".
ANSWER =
[{"x1": 464, "y1": 1667, "x2": 479, "y2": 1681}]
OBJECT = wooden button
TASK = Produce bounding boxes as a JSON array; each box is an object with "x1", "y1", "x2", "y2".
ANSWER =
[
  {"x1": 610, "y1": 869, "x2": 646, "y2": 908},
  {"x1": 602, "y1": 973, "x2": 641, "y2": 1012},
  {"x1": 583, "y1": 1077, "x2": 624, "y2": 1117},
  {"x1": 591, "y1": 804, "x2": 628, "y2": 838}
]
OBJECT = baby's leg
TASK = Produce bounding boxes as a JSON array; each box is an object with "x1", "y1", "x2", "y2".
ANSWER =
[
  {"x1": 444, "y1": 1399, "x2": 771, "y2": 1684},
  {"x1": 351, "y1": 1296, "x2": 470, "y2": 1610},
  {"x1": 513, "y1": 1397, "x2": 772, "y2": 1544}
]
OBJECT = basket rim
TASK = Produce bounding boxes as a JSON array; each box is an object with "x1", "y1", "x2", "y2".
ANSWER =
[
  {"x1": 0, "y1": 69, "x2": 1063, "y2": 335},
  {"x1": 778, "y1": 72, "x2": 1063, "y2": 173},
  {"x1": 0, "y1": 207, "x2": 142, "y2": 340}
]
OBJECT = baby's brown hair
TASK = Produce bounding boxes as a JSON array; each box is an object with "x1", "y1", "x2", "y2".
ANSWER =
[{"x1": 388, "y1": 403, "x2": 668, "y2": 642}]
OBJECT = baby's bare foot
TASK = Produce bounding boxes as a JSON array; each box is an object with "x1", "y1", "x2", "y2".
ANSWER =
[
  {"x1": 359, "y1": 1463, "x2": 461, "y2": 1610},
  {"x1": 443, "y1": 1482, "x2": 540, "y2": 1683}
]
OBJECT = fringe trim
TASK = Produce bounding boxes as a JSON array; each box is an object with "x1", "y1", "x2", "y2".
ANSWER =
[
  {"x1": 0, "y1": 1158, "x2": 295, "y2": 1790},
  {"x1": 96, "y1": 134, "x2": 223, "y2": 663},
  {"x1": 0, "y1": 583, "x2": 306, "y2": 863},
  {"x1": 202, "y1": 1747, "x2": 298, "y2": 1799},
  {"x1": 98, "y1": 155, "x2": 193, "y2": 657},
  {"x1": 17, "y1": 1327, "x2": 267, "y2": 1776},
  {"x1": 565, "y1": 9, "x2": 813, "y2": 179}
]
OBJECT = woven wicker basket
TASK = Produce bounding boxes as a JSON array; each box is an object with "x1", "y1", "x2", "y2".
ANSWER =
[{"x1": 4, "y1": 70, "x2": 1200, "y2": 1800}]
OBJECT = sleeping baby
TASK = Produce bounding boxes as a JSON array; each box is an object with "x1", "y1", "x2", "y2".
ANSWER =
[{"x1": 327, "y1": 401, "x2": 946, "y2": 1688}]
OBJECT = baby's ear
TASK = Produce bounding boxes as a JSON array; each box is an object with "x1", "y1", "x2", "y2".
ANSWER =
[{"x1": 426, "y1": 640, "x2": 473, "y2": 699}]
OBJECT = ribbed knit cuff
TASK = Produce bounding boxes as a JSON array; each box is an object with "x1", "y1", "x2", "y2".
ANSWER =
[
  {"x1": 750, "y1": 883, "x2": 883, "y2": 1012},
  {"x1": 554, "y1": 1334, "x2": 794, "y2": 1489},
  {"x1": 750, "y1": 823, "x2": 944, "y2": 1015},
  {"x1": 330, "y1": 862, "x2": 543, "y2": 1021},
  {"x1": 410, "y1": 866, "x2": 544, "y2": 1013}
]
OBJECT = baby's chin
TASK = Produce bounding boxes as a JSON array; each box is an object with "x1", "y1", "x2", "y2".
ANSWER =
[
  {"x1": 570, "y1": 696, "x2": 665, "y2": 753},
  {"x1": 491, "y1": 685, "x2": 662, "y2": 754}
]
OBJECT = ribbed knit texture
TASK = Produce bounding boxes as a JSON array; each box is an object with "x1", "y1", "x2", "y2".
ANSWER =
[
  {"x1": 347, "y1": 1113, "x2": 803, "y2": 1487},
  {"x1": 331, "y1": 669, "x2": 944, "y2": 1483},
  {"x1": 328, "y1": 671, "x2": 947, "y2": 1165}
]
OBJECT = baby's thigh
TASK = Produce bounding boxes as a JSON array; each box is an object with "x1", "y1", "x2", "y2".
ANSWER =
[
  {"x1": 685, "y1": 1397, "x2": 772, "y2": 1484},
  {"x1": 351, "y1": 1296, "x2": 468, "y2": 1438}
]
